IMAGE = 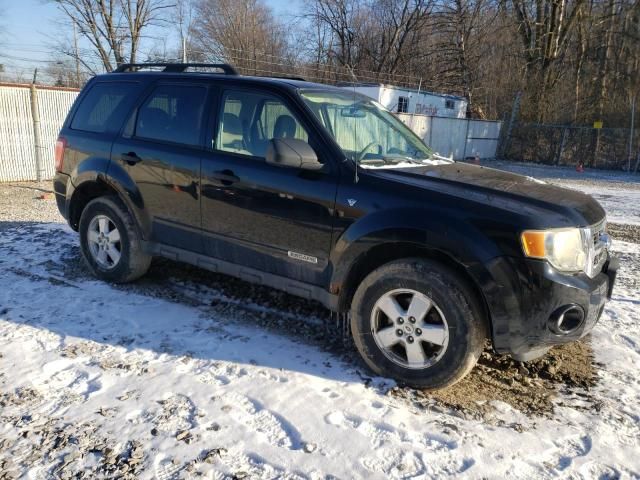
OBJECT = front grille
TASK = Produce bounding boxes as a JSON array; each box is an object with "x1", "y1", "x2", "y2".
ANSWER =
[{"x1": 586, "y1": 220, "x2": 608, "y2": 278}]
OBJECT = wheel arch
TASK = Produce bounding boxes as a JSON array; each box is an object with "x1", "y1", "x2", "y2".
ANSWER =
[
  {"x1": 338, "y1": 242, "x2": 484, "y2": 304},
  {"x1": 68, "y1": 161, "x2": 149, "y2": 240},
  {"x1": 68, "y1": 177, "x2": 118, "y2": 230}
]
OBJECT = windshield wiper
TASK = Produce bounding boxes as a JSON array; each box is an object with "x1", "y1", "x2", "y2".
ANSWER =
[{"x1": 382, "y1": 155, "x2": 425, "y2": 165}]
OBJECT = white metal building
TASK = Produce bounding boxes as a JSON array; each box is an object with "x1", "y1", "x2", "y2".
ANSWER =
[{"x1": 339, "y1": 83, "x2": 468, "y2": 119}]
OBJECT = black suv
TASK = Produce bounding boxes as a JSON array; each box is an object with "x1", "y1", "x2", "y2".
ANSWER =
[{"x1": 53, "y1": 63, "x2": 617, "y2": 389}]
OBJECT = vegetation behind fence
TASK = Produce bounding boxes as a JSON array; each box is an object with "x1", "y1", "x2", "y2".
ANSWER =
[{"x1": 505, "y1": 124, "x2": 640, "y2": 171}]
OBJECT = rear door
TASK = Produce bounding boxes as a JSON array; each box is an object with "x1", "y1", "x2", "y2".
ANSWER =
[
  {"x1": 60, "y1": 79, "x2": 142, "y2": 189},
  {"x1": 200, "y1": 87, "x2": 338, "y2": 286},
  {"x1": 111, "y1": 81, "x2": 210, "y2": 252}
]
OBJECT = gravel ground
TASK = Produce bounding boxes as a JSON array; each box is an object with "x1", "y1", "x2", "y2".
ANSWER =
[
  {"x1": 0, "y1": 182, "x2": 61, "y2": 224},
  {"x1": 0, "y1": 180, "x2": 633, "y2": 419},
  {"x1": 608, "y1": 222, "x2": 640, "y2": 244},
  {"x1": 1, "y1": 175, "x2": 639, "y2": 478}
]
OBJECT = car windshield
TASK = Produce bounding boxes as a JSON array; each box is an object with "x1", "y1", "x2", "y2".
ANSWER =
[{"x1": 300, "y1": 89, "x2": 450, "y2": 168}]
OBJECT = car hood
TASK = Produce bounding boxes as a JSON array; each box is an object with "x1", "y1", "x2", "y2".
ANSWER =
[{"x1": 366, "y1": 162, "x2": 606, "y2": 226}]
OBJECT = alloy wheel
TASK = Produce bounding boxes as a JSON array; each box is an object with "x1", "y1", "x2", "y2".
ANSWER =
[
  {"x1": 371, "y1": 288, "x2": 449, "y2": 369},
  {"x1": 87, "y1": 214, "x2": 122, "y2": 270}
]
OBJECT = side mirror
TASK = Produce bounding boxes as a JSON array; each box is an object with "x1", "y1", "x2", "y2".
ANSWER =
[{"x1": 266, "y1": 138, "x2": 324, "y2": 171}]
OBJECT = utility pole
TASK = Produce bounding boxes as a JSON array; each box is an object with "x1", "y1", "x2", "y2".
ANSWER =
[
  {"x1": 30, "y1": 69, "x2": 44, "y2": 181},
  {"x1": 73, "y1": 21, "x2": 81, "y2": 87},
  {"x1": 182, "y1": 37, "x2": 187, "y2": 63},
  {"x1": 629, "y1": 92, "x2": 636, "y2": 172}
]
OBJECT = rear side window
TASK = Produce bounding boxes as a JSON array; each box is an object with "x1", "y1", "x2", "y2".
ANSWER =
[
  {"x1": 135, "y1": 85, "x2": 207, "y2": 147},
  {"x1": 71, "y1": 82, "x2": 136, "y2": 133}
]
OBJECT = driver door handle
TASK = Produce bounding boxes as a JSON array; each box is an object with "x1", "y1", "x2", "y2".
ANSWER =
[
  {"x1": 211, "y1": 169, "x2": 240, "y2": 186},
  {"x1": 121, "y1": 151, "x2": 142, "y2": 166}
]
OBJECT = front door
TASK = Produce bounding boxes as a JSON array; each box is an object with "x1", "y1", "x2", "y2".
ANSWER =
[
  {"x1": 201, "y1": 88, "x2": 338, "y2": 285},
  {"x1": 112, "y1": 82, "x2": 209, "y2": 252}
]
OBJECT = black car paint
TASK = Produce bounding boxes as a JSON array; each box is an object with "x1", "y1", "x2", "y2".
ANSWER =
[{"x1": 53, "y1": 71, "x2": 615, "y2": 359}]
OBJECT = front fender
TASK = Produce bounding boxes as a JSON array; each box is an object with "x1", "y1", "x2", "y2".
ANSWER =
[{"x1": 330, "y1": 207, "x2": 503, "y2": 288}]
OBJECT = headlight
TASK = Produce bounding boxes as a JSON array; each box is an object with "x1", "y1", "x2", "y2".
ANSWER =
[{"x1": 521, "y1": 228, "x2": 589, "y2": 272}]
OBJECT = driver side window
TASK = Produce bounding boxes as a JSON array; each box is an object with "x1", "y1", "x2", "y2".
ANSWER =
[{"x1": 216, "y1": 90, "x2": 308, "y2": 159}]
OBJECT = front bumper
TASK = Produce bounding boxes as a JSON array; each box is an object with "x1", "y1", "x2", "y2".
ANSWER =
[{"x1": 479, "y1": 253, "x2": 617, "y2": 360}]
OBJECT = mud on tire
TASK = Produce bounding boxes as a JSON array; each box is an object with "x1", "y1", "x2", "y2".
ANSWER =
[
  {"x1": 79, "y1": 196, "x2": 151, "y2": 283},
  {"x1": 350, "y1": 258, "x2": 487, "y2": 389}
]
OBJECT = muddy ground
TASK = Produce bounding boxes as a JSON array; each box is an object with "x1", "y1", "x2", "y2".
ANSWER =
[{"x1": 1, "y1": 181, "x2": 637, "y2": 423}]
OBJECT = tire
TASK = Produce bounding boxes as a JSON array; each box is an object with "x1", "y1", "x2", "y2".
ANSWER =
[
  {"x1": 350, "y1": 258, "x2": 487, "y2": 389},
  {"x1": 79, "y1": 195, "x2": 151, "y2": 283}
]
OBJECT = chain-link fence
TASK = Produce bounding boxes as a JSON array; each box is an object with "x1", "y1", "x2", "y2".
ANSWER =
[{"x1": 504, "y1": 123, "x2": 640, "y2": 171}]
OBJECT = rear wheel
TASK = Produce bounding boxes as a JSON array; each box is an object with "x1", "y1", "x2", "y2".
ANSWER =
[
  {"x1": 350, "y1": 258, "x2": 486, "y2": 389},
  {"x1": 79, "y1": 196, "x2": 151, "y2": 283}
]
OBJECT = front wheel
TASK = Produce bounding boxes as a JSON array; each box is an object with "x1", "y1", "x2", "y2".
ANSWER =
[{"x1": 350, "y1": 258, "x2": 487, "y2": 389}]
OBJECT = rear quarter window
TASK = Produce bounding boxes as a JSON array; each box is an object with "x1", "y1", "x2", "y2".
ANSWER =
[{"x1": 70, "y1": 82, "x2": 138, "y2": 133}]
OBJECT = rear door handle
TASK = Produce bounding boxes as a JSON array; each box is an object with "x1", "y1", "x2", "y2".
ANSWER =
[
  {"x1": 121, "y1": 152, "x2": 142, "y2": 166},
  {"x1": 211, "y1": 169, "x2": 240, "y2": 185}
]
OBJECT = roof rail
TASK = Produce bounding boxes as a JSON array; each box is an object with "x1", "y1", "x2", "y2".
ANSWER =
[
  {"x1": 268, "y1": 75, "x2": 307, "y2": 81},
  {"x1": 113, "y1": 63, "x2": 239, "y2": 75}
]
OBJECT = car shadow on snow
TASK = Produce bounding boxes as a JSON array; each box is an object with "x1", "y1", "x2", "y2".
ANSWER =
[
  {"x1": 0, "y1": 221, "x2": 599, "y2": 419},
  {"x1": 0, "y1": 221, "x2": 379, "y2": 385}
]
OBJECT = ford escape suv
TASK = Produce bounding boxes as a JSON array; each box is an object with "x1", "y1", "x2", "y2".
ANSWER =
[{"x1": 53, "y1": 63, "x2": 618, "y2": 389}]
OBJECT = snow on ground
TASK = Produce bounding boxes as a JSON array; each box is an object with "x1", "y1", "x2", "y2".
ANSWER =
[
  {"x1": 0, "y1": 172, "x2": 639, "y2": 479},
  {"x1": 486, "y1": 160, "x2": 640, "y2": 226}
]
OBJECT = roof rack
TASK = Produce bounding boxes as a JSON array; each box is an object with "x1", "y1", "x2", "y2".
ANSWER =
[{"x1": 113, "y1": 63, "x2": 239, "y2": 75}]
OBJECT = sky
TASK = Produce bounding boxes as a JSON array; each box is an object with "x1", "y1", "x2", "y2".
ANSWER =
[{"x1": 0, "y1": 0, "x2": 302, "y2": 80}]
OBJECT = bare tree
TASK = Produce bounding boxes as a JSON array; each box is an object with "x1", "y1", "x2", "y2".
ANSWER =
[
  {"x1": 427, "y1": 0, "x2": 499, "y2": 117},
  {"x1": 51, "y1": 0, "x2": 172, "y2": 72},
  {"x1": 190, "y1": 0, "x2": 292, "y2": 75},
  {"x1": 303, "y1": 0, "x2": 431, "y2": 83},
  {"x1": 363, "y1": 0, "x2": 432, "y2": 77},
  {"x1": 511, "y1": 0, "x2": 586, "y2": 121},
  {"x1": 43, "y1": 58, "x2": 87, "y2": 87},
  {"x1": 304, "y1": 0, "x2": 366, "y2": 72}
]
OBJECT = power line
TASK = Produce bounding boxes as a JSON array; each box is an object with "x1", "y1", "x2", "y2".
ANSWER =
[{"x1": 188, "y1": 44, "x2": 430, "y2": 84}]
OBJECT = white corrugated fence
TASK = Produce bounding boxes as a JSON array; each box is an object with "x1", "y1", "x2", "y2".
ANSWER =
[
  {"x1": 399, "y1": 113, "x2": 502, "y2": 160},
  {"x1": 0, "y1": 83, "x2": 501, "y2": 182},
  {"x1": 0, "y1": 84, "x2": 79, "y2": 182}
]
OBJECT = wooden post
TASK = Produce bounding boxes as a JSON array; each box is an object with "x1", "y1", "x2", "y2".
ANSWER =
[{"x1": 30, "y1": 69, "x2": 43, "y2": 182}]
